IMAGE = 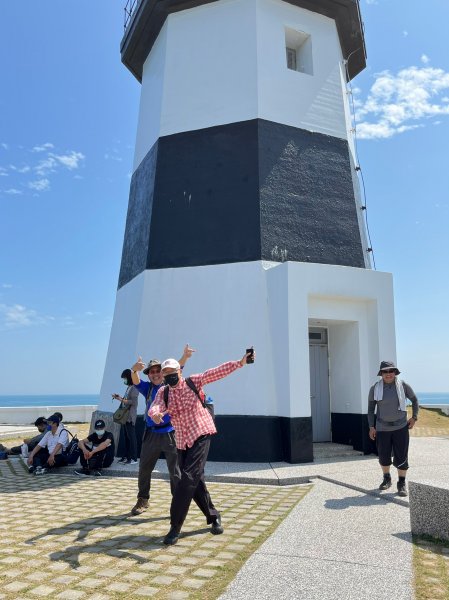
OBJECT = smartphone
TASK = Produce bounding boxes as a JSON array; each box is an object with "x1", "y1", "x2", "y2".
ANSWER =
[{"x1": 246, "y1": 347, "x2": 255, "y2": 364}]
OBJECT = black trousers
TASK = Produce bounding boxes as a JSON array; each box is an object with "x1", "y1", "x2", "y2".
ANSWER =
[
  {"x1": 170, "y1": 435, "x2": 219, "y2": 529},
  {"x1": 123, "y1": 422, "x2": 137, "y2": 461},
  {"x1": 80, "y1": 446, "x2": 114, "y2": 471},
  {"x1": 376, "y1": 425, "x2": 410, "y2": 470},
  {"x1": 138, "y1": 429, "x2": 180, "y2": 500},
  {"x1": 32, "y1": 448, "x2": 68, "y2": 469}
]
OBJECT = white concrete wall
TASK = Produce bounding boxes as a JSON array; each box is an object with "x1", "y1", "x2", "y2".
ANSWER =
[
  {"x1": 133, "y1": 0, "x2": 351, "y2": 171},
  {"x1": 100, "y1": 261, "x2": 395, "y2": 420},
  {"x1": 0, "y1": 406, "x2": 97, "y2": 425}
]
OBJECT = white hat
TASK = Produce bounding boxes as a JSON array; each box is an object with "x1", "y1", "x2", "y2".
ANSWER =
[{"x1": 161, "y1": 358, "x2": 180, "y2": 371}]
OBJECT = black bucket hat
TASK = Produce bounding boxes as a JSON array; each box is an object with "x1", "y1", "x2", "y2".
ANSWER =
[{"x1": 377, "y1": 360, "x2": 400, "y2": 376}]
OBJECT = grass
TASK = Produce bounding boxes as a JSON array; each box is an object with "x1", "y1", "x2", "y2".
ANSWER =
[
  {"x1": 0, "y1": 422, "x2": 91, "y2": 449},
  {"x1": 413, "y1": 535, "x2": 449, "y2": 600},
  {"x1": 0, "y1": 466, "x2": 312, "y2": 599}
]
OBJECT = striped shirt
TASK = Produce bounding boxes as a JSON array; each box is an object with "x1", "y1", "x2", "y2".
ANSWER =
[{"x1": 150, "y1": 361, "x2": 242, "y2": 449}]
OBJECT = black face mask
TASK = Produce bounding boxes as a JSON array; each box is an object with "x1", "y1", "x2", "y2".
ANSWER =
[{"x1": 164, "y1": 373, "x2": 179, "y2": 387}]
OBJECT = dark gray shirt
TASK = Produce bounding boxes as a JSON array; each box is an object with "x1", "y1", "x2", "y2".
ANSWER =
[
  {"x1": 368, "y1": 380, "x2": 419, "y2": 432},
  {"x1": 125, "y1": 385, "x2": 139, "y2": 424}
]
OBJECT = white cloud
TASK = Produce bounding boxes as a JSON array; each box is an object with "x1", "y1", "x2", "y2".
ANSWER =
[
  {"x1": 0, "y1": 304, "x2": 47, "y2": 328},
  {"x1": 403, "y1": 31, "x2": 409, "y2": 37},
  {"x1": 35, "y1": 156, "x2": 57, "y2": 176},
  {"x1": 366, "y1": 0, "x2": 378, "y2": 4},
  {"x1": 355, "y1": 65, "x2": 449, "y2": 139},
  {"x1": 28, "y1": 178, "x2": 50, "y2": 192},
  {"x1": 1, "y1": 143, "x2": 8, "y2": 150},
  {"x1": 421, "y1": 54, "x2": 430, "y2": 65},
  {"x1": 52, "y1": 151, "x2": 85, "y2": 170},
  {"x1": 2, "y1": 284, "x2": 13, "y2": 289},
  {"x1": 32, "y1": 143, "x2": 54, "y2": 153},
  {"x1": 9, "y1": 164, "x2": 31, "y2": 173},
  {"x1": 4, "y1": 188, "x2": 23, "y2": 195}
]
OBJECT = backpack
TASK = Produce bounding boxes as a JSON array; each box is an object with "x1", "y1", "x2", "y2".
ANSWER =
[
  {"x1": 60, "y1": 428, "x2": 80, "y2": 465},
  {"x1": 163, "y1": 377, "x2": 215, "y2": 421}
]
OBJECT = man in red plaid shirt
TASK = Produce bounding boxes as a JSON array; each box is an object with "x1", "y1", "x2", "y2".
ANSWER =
[{"x1": 149, "y1": 350, "x2": 254, "y2": 545}]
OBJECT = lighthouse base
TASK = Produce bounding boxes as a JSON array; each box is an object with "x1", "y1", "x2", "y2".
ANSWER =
[{"x1": 100, "y1": 260, "x2": 395, "y2": 463}]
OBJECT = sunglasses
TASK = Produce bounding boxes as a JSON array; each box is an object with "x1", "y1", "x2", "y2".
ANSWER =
[
  {"x1": 382, "y1": 369, "x2": 396, "y2": 374},
  {"x1": 148, "y1": 369, "x2": 161, "y2": 374}
]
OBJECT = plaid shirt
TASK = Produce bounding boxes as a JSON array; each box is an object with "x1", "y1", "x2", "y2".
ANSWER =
[{"x1": 150, "y1": 361, "x2": 242, "y2": 450}]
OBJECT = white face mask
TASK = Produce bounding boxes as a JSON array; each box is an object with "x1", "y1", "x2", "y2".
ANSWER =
[{"x1": 95, "y1": 430, "x2": 105, "y2": 437}]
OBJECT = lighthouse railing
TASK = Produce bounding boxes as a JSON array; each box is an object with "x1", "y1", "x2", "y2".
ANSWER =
[{"x1": 124, "y1": 0, "x2": 142, "y2": 30}]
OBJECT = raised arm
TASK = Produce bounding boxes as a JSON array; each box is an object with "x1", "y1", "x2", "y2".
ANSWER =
[
  {"x1": 200, "y1": 351, "x2": 254, "y2": 386},
  {"x1": 130, "y1": 356, "x2": 146, "y2": 385}
]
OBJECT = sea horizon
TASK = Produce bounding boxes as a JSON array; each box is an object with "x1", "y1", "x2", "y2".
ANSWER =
[{"x1": 0, "y1": 392, "x2": 448, "y2": 407}]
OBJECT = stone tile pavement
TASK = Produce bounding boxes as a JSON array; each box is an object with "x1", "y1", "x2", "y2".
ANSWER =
[{"x1": 0, "y1": 458, "x2": 310, "y2": 599}]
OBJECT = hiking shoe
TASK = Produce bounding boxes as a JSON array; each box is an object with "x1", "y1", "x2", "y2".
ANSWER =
[
  {"x1": 163, "y1": 526, "x2": 181, "y2": 545},
  {"x1": 397, "y1": 481, "x2": 408, "y2": 497},
  {"x1": 379, "y1": 475, "x2": 392, "y2": 490},
  {"x1": 210, "y1": 515, "x2": 224, "y2": 535},
  {"x1": 131, "y1": 497, "x2": 149, "y2": 516},
  {"x1": 75, "y1": 468, "x2": 92, "y2": 476}
]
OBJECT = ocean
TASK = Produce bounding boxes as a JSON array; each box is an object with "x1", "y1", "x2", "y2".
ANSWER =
[
  {"x1": 0, "y1": 395, "x2": 100, "y2": 407},
  {"x1": 0, "y1": 392, "x2": 448, "y2": 407}
]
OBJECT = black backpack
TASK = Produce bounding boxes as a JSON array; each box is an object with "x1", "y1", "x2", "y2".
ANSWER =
[
  {"x1": 163, "y1": 377, "x2": 215, "y2": 421},
  {"x1": 60, "y1": 428, "x2": 80, "y2": 465}
]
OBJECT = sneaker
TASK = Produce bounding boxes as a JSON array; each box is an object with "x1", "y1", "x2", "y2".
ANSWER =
[
  {"x1": 397, "y1": 481, "x2": 408, "y2": 497},
  {"x1": 379, "y1": 475, "x2": 392, "y2": 491},
  {"x1": 129, "y1": 459, "x2": 138, "y2": 465},
  {"x1": 75, "y1": 468, "x2": 92, "y2": 476},
  {"x1": 93, "y1": 470, "x2": 102, "y2": 476},
  {"x1": 117, "y1": 457, "x2": 127, "y2": 464},
  {"x1": 28, "y1": 465, "x2": 35, "y2": 474},
  {"x1": 131, "y1": 497, "x2": 149, "y2": 515},
  {"x1": 35, "y1": 467, "x2": 46, "y2": 476}
]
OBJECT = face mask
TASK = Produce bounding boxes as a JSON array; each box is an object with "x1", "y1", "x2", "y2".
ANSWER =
[
  {"x1": 95, "y1": 430, "x2": 105, "y2": 437},
  {"x1": 164, "y1": 373, "x2": 179, "y2": 387}
]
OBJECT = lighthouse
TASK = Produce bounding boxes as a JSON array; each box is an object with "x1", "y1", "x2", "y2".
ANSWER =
[{"x1": 98, "y1": 0, "x2": 397, "y2": 463}]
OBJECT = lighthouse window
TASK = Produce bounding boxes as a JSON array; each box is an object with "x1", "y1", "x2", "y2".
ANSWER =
[{"x1": 285, "y1": 27, "x2": 313, "y2": 75}]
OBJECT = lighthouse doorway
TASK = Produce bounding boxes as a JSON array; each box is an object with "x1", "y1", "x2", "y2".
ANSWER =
[{"x1": 309, "y1": 328, "x2": 331, "y2": 442}]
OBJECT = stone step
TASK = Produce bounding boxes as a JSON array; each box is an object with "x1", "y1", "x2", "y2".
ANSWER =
[{"x1": 313, "y1": 443, "x2": 363, "y2": 459}]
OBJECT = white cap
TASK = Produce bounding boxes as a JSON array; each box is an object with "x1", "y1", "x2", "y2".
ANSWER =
[{"x1": 161, "y1": 358, "x2": 180, "y2": 371}]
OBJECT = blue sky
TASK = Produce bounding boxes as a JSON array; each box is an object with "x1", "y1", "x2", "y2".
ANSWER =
[{"x1": 0, "y1": 0, "x2": 448, "y2": 395}]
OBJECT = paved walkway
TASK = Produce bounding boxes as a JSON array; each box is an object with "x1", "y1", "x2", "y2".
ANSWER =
[{"x1": 1, "y1": 436, "x2": 448, "y2": 599}]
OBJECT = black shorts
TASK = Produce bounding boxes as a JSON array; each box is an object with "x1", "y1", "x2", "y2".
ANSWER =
[{"x1": 376, "y1": 425, "x2": 409, "y2": 469}]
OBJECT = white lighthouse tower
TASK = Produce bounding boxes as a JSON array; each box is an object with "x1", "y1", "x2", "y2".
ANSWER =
[{"x1": 98, "y1": 0, "x2": 397, "y2": 462}]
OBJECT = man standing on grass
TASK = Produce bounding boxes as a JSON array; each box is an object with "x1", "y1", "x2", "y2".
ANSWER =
[
  {"x1": 368, "y1": 360, "x2": 419, "y2": 497},
  {"x1": 149, "y1": 350, "x2": 254, "y2": 545}
]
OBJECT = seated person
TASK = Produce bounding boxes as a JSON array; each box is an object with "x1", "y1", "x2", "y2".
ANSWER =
[
  {"x1": 75, "y1": 419, "x2": 115, "y2": 477},
  {"x1": 0, "y1": 417, "x2": 47, "y2": 456},
  {"x1": 26, "y1": 414, "x2": 69, "y2": 475}
]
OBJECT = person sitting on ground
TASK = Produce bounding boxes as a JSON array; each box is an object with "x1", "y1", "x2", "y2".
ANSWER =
[
  {"x1": 26, "y1": 414, "x2": 69, "y2": 475},
  {"x1": 0, "y1": 417, "x2": 47, "y2": 456},
  {"x1": 75, "y1": 419, "x2": 115, "y2": 477}
]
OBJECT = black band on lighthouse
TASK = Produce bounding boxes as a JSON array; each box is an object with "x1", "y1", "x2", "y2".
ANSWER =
[{"x1": 119, "y1": 119, "x2": 365, "y2": 288}]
